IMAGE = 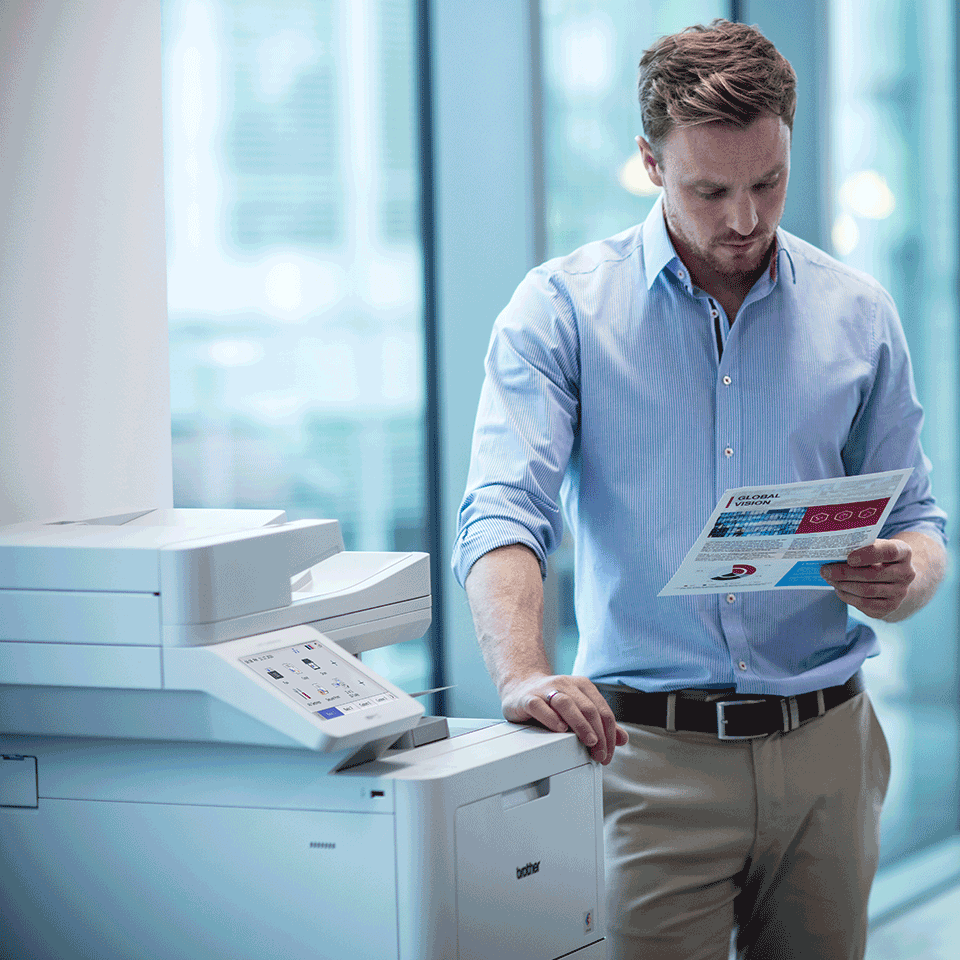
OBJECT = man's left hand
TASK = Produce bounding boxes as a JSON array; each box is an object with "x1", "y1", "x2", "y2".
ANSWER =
[{"x1": 820, "y1": 539, "x2": 915, "y2": 620}]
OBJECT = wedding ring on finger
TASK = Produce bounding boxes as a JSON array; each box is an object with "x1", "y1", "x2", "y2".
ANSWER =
[{"x1": 544, "y1": 689, "x2": 561, "y2": 707}]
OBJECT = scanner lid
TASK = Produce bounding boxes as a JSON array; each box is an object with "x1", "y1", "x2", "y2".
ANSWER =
[{"x1": 0, "y1": 509, "x2": 342, "y2": 606}]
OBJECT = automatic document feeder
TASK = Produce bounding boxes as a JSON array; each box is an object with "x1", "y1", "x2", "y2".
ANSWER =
[{"x1": 0, "y1": 509, "x2": 605, "y2": 960}]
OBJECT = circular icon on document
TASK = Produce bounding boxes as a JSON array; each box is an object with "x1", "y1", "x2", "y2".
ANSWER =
[{"x1": 711, "y1": 564, "x2": 757, "y2": 581}]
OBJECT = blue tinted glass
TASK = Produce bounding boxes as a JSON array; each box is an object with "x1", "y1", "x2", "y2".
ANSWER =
[
  {"x1": 828, "y1": 0, "x2": 960, "y2": 866},
  {"x1": 162, "y1": 0, "x2": 431, "y2": 694},
  {"x1": 541, "y1": 0, "x2": 725, "y2": 258}
]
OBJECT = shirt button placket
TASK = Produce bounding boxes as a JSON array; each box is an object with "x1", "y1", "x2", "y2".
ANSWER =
[
  {"x1": 722, "y1": 595, "x2": 747, "y2": 676},
  {"x1": 718, "y1": 336, "x2": 736, "y2": 467}
]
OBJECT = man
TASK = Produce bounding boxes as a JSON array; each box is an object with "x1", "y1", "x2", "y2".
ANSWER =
[{"x1": 452, "y1": 19, "x2": 947, "y2": 960}]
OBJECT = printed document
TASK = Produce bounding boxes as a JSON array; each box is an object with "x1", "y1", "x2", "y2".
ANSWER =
[{"x1": 659, "y1": 469, "x2": 912, "y2": 596}]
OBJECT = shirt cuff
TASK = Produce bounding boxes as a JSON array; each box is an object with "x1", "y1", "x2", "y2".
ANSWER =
[
  {"x1": 879, "y1": 519, "x2": 948, "y2": 549},
  {"x1": 452, "y1": 518, "x2": 549, "y2": 587}
]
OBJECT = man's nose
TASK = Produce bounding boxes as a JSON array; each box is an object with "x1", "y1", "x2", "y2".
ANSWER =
[{"x1": 727, "y1": 192, "x2": 758, "y2": 236}]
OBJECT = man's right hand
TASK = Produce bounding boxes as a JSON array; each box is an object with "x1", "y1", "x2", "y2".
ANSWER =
[
  {"x1": 499, "y1": 672, "x2": 628, "y2": 765},
  {"x1": 464, "y1": 543, "x2": 628, "y2": 765}
]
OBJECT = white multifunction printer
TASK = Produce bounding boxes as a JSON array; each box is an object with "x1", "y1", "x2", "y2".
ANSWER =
[{"x1": 0, "y1": 509, "x2": 605, "y2": 960}]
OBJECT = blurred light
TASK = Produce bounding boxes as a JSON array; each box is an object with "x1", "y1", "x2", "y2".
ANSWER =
[
  {"x1": 245, "y1": 390, "x2": 301, "y2": 422},
  {"x1": 303, "y1": 339, "x2": 359, "y2": 404},
  {"x1": 381, "y1": 335, "x2": 418, "y2": 403},
  {"x1": 832, "y1": 212, "x2": 860, "y2": 257},
  {"x1": 558, "y1": 15, "x2": 615, "y2": 95},
  {"x1": 618, "y1": 153, "x2": 660, "y2": 197},
  {"x1": 208, "y1": 339, "x2": 264, "y2": 367},
  {"x1": 184, "y1": 156, "x2": 199, "y2": 189},
  {"x1": 839, "y1": 169, "x2": 896, "y2": 219},
  {"x1": 255, "y1": 30, "x2": 317, "y2": 102},
  {"x1": 367, "y1": 259, "x2": 416, "y2": 310},
  {"x1": 186, "y1": 202, "x2": 201, "y2": 249},
  {"x1": 567, "y1": 115, "x2": 604, "y2": 152},
  {"x1": 182, "y1": 47, "x2": 203, "y2": 142},
  {"x1": 265, "y1": 262, "x2": 303, "y2": 313}
]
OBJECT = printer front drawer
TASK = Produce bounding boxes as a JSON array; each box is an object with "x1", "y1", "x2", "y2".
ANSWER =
[{"x1": 455, "y1": 761, "x2": 602, "y2": 960}]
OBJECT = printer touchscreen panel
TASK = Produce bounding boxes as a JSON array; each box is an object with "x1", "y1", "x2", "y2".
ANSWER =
[{"x1": 240, "y1": 639, "x2": 396, "y2": 720}]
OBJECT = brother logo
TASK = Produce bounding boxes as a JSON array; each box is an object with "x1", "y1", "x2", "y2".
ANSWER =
[{"x1": 516, "y1": 861, "x2": 541, "y2": 879}]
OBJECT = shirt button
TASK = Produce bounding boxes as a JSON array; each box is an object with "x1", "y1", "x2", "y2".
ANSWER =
[
  {"x1": 727, "y1": 594, "x2": 736, "y2": 604},
  {"x1": 723, "y1": 375, "x2": 732, "y2": 386},
  {"x1": 711, "y1": 309, "x2": 719, "y2": 319},
  {"x1": 738, "y1": 661, "x2": 748, "y2": 670},
  {"x1": 677, "y1": 269, "x2": 686, "y2": 279},
  {"x1": 724, "y1": 446, "x2": 734, "y2": 458}
]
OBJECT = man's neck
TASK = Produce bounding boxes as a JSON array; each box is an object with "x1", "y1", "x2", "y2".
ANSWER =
[
  {"x1": 693, "y1": 265, "x2": 763, "y2": 323},
  {"x1": 670, "y1": 233, "x2": 775, "y2": 322}
]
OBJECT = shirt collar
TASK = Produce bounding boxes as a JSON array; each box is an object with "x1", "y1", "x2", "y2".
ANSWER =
[
  {"x1": 641, "y1": 194, "x2": 681, "y2": 290},
  {"x1": 772, "y1": 229, "x2": 797, "y2": 284},
  {"x1": 641, "y1": 193, "x2": 797, "y2": 290}
]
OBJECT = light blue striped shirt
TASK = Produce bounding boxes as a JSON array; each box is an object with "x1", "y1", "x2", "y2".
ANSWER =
[{"x1": 453, "y1": 197, "x2": 948, "y2": 696}]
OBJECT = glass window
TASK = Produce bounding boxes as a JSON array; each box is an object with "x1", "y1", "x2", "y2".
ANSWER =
[
  {"x1": 541, "y1": 0, "x2": 725, "y2": 260},
  {"x1": 828, "y1": 0, "x2": 960, "y2": 865},
  {"x1": 162, "y1": 0, "x2": 431, "y2": 693}
]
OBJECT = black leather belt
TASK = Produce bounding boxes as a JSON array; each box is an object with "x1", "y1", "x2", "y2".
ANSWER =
[{"x1": 597, "y1": 673, "x2": 865, "y2": 740}]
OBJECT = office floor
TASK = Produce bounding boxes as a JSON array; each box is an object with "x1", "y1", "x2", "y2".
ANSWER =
[{"x1": 866, "y1": 883, "x2": 960, "y2": 959}]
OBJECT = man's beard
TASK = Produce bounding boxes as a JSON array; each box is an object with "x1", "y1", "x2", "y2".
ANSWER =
[{"x1": 701, "y1": 233, "x2": 774, "y2": 282}]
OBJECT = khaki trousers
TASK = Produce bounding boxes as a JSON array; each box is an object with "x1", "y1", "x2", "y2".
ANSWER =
[{"x1": 602, "y1": 692, "x2": 891, "y2": 960}]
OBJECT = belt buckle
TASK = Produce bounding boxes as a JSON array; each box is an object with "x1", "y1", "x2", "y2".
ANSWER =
[{"x1": 716, "y1": 699, "x2": 768, "y2": 740}]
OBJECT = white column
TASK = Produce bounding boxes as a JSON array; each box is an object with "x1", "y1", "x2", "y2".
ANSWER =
[{"x1": 0, "y1": 0, "x2": 172, "y2": 525}]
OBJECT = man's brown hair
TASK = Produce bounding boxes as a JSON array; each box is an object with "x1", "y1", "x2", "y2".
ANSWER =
[{"x1": 638, "y1": 19, "x2": 797, "y2": 160}]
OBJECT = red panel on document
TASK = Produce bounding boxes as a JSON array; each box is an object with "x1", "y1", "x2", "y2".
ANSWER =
[{"x1": 795, "y1": 498, "x2": 888, "y2": 535}]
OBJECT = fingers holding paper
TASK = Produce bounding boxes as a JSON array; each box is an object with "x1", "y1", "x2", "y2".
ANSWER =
[{"x1": 820, "y1": 532, "x2": 945, "y2": 622}]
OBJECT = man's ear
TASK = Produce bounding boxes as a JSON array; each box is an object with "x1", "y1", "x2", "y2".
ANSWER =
[{"x1": 635, "y1": 136, "x2": 664, "y2": 188}]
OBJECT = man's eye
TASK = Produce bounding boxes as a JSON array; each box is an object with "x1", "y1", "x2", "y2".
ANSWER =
[{"x1": 698, "y1": 190, "x2": 724, "y2": 200}]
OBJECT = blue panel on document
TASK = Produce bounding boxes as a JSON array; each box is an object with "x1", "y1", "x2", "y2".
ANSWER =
[{"x1": 776, "y1": 561, "x2": 831, "y2": 588}]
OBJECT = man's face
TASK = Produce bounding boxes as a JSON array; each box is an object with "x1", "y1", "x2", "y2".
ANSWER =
[{"x1": 638, "y1": 114, "x2": 790, "y2": 286}]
